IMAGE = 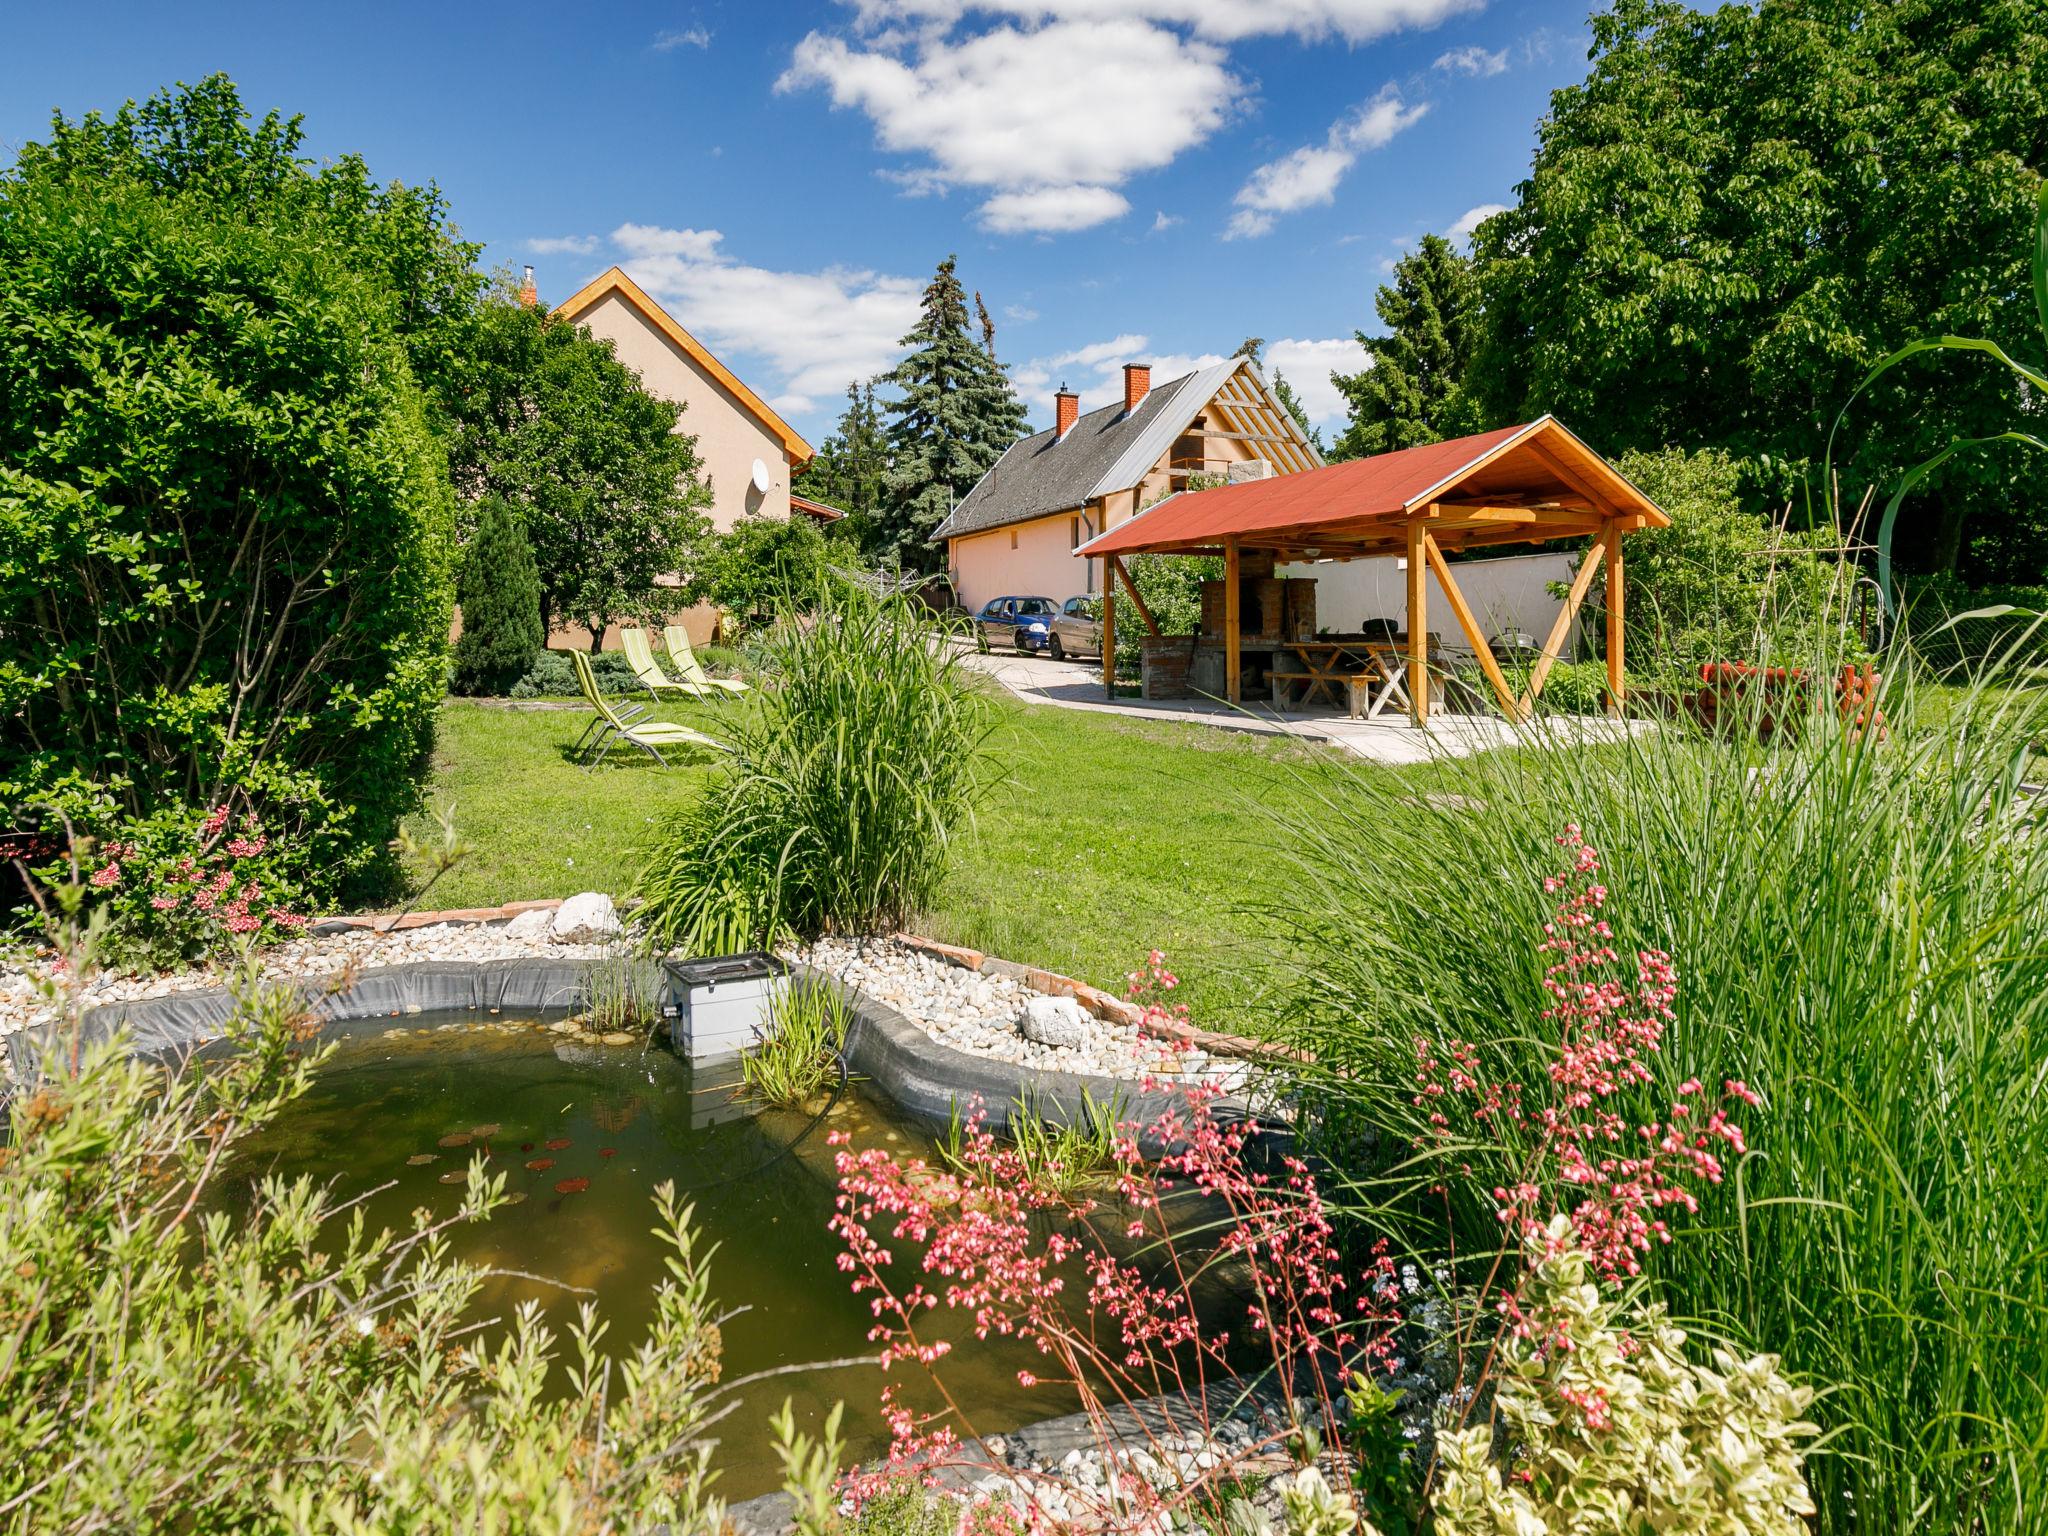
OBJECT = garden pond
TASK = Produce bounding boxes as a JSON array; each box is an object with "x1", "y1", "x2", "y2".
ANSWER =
[{"x1": 219, "y1": 1008, "x2": 1065, "y2": 1498}]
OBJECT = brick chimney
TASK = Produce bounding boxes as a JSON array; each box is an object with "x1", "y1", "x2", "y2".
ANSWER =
[
  {"x1": 517, "y1": 264, "x2": 539, "y2": 307},
  {"x1": 1123, "y1": 362, "x2": 1151, "y2": 415},
  {"x1": 1054, "y1": 383, "x2": 1080, "y2": 439}
]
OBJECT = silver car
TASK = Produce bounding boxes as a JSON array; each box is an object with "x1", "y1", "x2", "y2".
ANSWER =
[{"x1": 1048, "y1": 595, "x2": 1104, "y2": 662}]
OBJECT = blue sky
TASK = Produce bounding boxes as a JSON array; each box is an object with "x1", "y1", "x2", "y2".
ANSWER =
[{"x1": 1, "y1": 0, "x2": 1593, "y2": 444}]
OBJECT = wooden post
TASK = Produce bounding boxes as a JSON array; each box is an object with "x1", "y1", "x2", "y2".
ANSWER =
[
  {"x1": 1406, "y1": 517, "x2": 1429, "y2": 725},
  {"x1": 1422, "y1": 532, "x2": 1522, "y2": 723},
  {"x1": 1605, "y1": 524, "x2": 1626, "y2": 715},
  {"x1": 1520, "y1": 528, "x2": 1607, "y2": 714},
  {"x1": 1224, "y1": 538, "x2": 1242, "y2": 705},
  {"x1": 1110, "y1": 555, "x2": 1161, "y2": 636},
  {"x1": 1101, "y1": 556, "x2": 1117, "y2": 699}
]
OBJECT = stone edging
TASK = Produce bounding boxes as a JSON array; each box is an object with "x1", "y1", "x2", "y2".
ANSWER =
[{"x1": 305, "y1": 898, "x2": 564, "y2": 937}]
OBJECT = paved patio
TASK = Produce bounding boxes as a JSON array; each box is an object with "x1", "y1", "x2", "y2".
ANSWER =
[{"x1": 956, "y1": 646, "x2": 1613, "y2": 766}]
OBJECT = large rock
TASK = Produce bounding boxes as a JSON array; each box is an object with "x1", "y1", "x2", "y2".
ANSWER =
[
  {"x1": 502, "y1": 907, "x2": 554, "y2": 941},
  {"x1": 1016, "y1": 994, "x2": 1090, "y2": 1050},
  {"x1": 549, "y1": 892, "x2": 620, "y2": 944}
]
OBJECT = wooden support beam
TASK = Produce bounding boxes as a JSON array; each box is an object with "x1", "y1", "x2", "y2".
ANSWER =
[
  {"x1": 1521, "y1": 433, "x2": 1624, "y2": 517},
  {"x1": 1519, "y1": 527, "x2": 1608, "y2": 714},
  {"x1": 1101, "y1": 556, "x2": 1117, "y2": 698},
  {"x1": 1406, "y1": 517, "x2": 1429, "y2": 725},
  {"x1": 1224, "y1": 538, "x2": 1242, "y2": 705},
  {"x1": 1422, "y1": 533, "x2": 1523, "y2": 724},
  {"x1": 1189, "y1": 429, "x2": 1308, "y2": 447},
  {"x1": 1605, "y1": 524, "x2": 1626, "y2": 715},
  {"x1": 1109, "y1": 555, "x2": 1161, "y2": 636}
]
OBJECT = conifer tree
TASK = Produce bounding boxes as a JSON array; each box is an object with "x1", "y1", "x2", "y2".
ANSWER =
[
  {"x1": 877, "y1": 255, "x2": 1028, "y2": 569},
  {"x1": 451, "y1": 495, "x2": 544, "y2": 695},
  {"x1": 1331, "y1": 234, "x2": 1479, "y2": 460},
  {"x1": 795, "y1": 380, "x2": 887, "y2": 536}
]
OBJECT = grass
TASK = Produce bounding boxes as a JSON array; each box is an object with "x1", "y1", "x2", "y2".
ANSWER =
[
  {"x1": 740, "y1": 979, "x2": 850, "y2": 1108},
  {"x1": 401, "y1": 685, "x2": 1422, "y2": 1033}
]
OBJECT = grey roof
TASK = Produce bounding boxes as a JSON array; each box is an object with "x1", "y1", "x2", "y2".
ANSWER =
[{"x1": 933, "y1": 363, "x2": 1241, "y2": 542}]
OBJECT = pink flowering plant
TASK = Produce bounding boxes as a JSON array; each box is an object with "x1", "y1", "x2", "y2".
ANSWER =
[
  {"x1": 824, "y1": 830, "x2": 1800, "y2": 1533},
  {"x1": 32, "y1": 801, "x2": 311, "y2": 968}
]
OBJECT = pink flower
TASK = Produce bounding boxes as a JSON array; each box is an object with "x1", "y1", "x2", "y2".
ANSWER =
[
  {"x1": 90, "y1": 862, "x2": 121, "y2": 889},
  {"x1": 227, "y1": 836, "x2": 266, "y2": 859}
]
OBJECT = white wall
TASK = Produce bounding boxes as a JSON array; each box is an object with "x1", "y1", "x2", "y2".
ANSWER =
[
  {"x1": 1276, "y1": 549, "x2": 1588, "y2": 656},
  {"x1": 950, "y1": 511, "x2": 1096, "y2": 614}
]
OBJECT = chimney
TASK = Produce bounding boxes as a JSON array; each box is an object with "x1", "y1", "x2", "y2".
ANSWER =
[
  {"x1": 517, "y1": 264, "x2": 538, "y2": 307},
  {"x1": 1123, "y1": 362, "x2": 1151, "y2": 415},
  {"x1": 1054, "y1": 383, "x2": 1080, "y2": 439}
]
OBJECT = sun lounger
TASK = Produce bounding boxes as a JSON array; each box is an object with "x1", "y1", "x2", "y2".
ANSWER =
[
  {"x1": 571, "y1": 650, "x2": 726, "y2": 768},
  {"x1": 620, "y1": 627, "x2": 723, "y2": 701},
  {"x1": 662, "y1": 624, "x2": 749, "y2": 695}
]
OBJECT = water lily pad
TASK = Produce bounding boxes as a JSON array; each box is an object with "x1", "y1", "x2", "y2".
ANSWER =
[
  {"x1": 437, "y1": 1132, "x2": 473, "y2": 1148},
  {"x1": 470, "y1": 1123, "x2": 501, "y2": 1138},
  {"x1": 504, "y1": 1191, "x2": 527, "y2": 1206},
  {"x1": 554, "y1": 1177, "x2": 590, "y2": 1195},
  {"x1": 438, "y1": 1171, "x2": 467, "y2": 1185},
  {"x1": 545, "y1": 1138, "x2": 572, "y2": 1151},
  {"x1": 598, "y1": 1148, "x2": 617, "y2": 1159},
  {"x1": 406, "y1": 1154, "x2": 438, "y2": 1166},
  {"x1": 525, "y1": 1157, "x2": 555, "y2": 1171}
]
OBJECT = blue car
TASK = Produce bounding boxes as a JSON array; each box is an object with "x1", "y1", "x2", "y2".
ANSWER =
[{"x1": 972, "y1": 595, "x2": 1059, "y2": 653}]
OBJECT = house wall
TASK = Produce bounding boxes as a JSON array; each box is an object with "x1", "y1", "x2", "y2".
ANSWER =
[{"x1": 1274, "y1": 548, "x2": 1589, "y2": 657}]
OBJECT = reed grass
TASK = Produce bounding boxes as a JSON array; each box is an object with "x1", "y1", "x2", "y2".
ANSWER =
[
  {"x1": 739, "y1": 980, "x2": 849, "y2": 1109},
  {"x1": 1269, "y1": 631, "x2": 2048, "y2": 1534}
]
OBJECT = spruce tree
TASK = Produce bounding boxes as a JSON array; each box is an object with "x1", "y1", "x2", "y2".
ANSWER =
[
  {"x1": 796, "y1": 380, "x2": 887, "y2": 536},
  {"x1": 877, "y1": 256, "x2": 1028, "y2": 569},
  {"x1": 1331, "y1": 234, "x2": 1480, "y2": 460},
  {"x1": 451, "y1": 495, "x2": 544, "y2": 695}
]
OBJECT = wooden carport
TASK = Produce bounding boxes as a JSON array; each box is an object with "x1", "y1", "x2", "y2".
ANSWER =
[{"x1": 1072, "y1": 416, "x2": 1669, "y2": 724}]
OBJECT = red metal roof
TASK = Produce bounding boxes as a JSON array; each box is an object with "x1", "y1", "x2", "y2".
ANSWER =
[
  {"x1": 1076, "y1": 417, "x2": 1662, "y2": 558},
  {"x1": 789, "y1": 493, "x2": 846, "y2": 522}
]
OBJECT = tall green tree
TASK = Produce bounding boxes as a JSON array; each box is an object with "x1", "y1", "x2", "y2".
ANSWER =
[
  {"x1": 1467, "y1": 0, "x2": 2048, "y2": 580},
  {"x1": 795, "y1": 380, "x2": 888, "y2": 536},
  {"x1": 451, "y1": 497, "x2": 544, "y2": 695},
  {"x1": 1331, "y1": 234, "x2": 1481, "y2": 460},
  {"x1": 446, "y1": 290, "x2": 713, "y2": 646},
  {"x1": 878, "y1": 256, "x2": 1029, "y2": 569}
]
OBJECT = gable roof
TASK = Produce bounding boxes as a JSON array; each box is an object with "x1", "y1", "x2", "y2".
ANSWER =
[
  {"x1": 1077, "y1": 416, "x2": 1668, "y2": 560},
  {"x1": 933, "y1": 357, "x2": 1321, "y2": 543},
  {"x1": 554, "y1": 266, "x2": 813, "y2": 465}
]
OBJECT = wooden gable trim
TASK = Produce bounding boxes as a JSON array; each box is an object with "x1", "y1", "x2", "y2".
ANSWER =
[{"x1": 554, "y1": 266, "x2": 815, "y2": 465}]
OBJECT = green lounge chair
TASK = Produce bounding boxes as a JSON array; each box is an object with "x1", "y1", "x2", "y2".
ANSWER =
[
  {"x1": 570, "y1": 650, "x2": 726, "y2": 768},
  {"x1": 663, "y1": 624, "x2": 750, "y2": 695},
  {"x1": 620, "y1": 627, "x2": 722, "y2": 701}
]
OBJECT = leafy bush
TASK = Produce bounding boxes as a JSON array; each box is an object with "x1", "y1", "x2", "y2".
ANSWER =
[
  {"x1": 1111, "y1": 550, "x2": 1225, "y2": 676},
  {"x1": 1899, "y1": 571, "x2": 2048, "y2": 674},
  {"x1": 637, "y1": 577, "x2": 992, "y2": 952},
  {"x1": 451, "y1": 496, "x2": 544, "y2": 695},
  {"x1": 1272, "y1": 646, "x2": 2048, "y2": 1533},
  {"x1": 506, "y1": 647, "x2": 643, "y2": 698},
  {"x1": 688, "y1": 514, "x2": 842, "y2": 640},
  {"x1": 1, "y1": 948, "x2": 814, "y2": 1532},
  {"x1": 0, "y1": 79, "x2": 462, "y2": 900},
  {"x1": 1526, "y1": 659, "x2": 1611, "y2": 715}
]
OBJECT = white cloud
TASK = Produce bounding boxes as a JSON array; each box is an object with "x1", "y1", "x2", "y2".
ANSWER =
[
  {"x1": 1433, "y1": 43, "x2": 1506, "y2": 75},
  {"x1": 779, "y1": 18, "x2": 1240, "y2": 233},
  {"x1": 652, "y1": 25, "x2": 711, "y2": 50},
  {"x1": 1226, "y1": 86, "x2": 1428, "y2": 239},
  {"x1": 1151, "y1": 210, "x2": 1183, "y2": 232},
  {"x1": 527, "y1": 234, "x2": 600, "y2": 255},
  {"x1": 840, "y1": 0, "x2": 1483, "y2": 45},
  {"x1": 1264, "y1": 337, "x2": 1357, "y2": 424},
  {"x1": 979, "y1": 184, "x2": 1132, "y2": 233},
  {"x1": 1014, "y1": 333, "x2": 1355, "y2": 428},
  {"x1": 610, "y1": 223, "x2": 923, "y2": 418},
  {"x1": 1448, "y1": 201, "x2": 1507, "y2": 243},
  {"x1": 1004, "y1": 303, "x2": 1040, "y2": 322}
]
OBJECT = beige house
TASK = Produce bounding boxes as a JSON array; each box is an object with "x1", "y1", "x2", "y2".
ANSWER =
[
  {"x1": 934, "y1": 359, "x2": 1321, "y2": 615},
  {"x1": 550, "y1": 266, "x2": 824, "y2": 645}
]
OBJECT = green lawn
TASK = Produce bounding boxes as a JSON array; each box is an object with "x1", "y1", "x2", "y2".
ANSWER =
[{"x1": 399, "y1": 692, "x2": 1423, "y2": 1030}]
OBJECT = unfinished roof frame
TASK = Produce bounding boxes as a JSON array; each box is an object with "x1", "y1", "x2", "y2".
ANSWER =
[{"x1": 1076, "y1": 417, "x2": 1669, "y2": 726}]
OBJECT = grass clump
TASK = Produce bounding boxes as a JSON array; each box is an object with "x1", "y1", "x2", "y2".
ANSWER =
[
  {"x1": 944, "y1": 1087, "x2": 1125, "y2": 1198},
  {"x1": 583, "y1": 942, "x2": 664, "y2": 1037},
  {"x1": 1271, "y1": 642, "x2": 2048, "y2": 1535},
  {"x1": 741, "y1": 981, "x2": 849, "y2": 1109},
  {"x1": 638, "y1": 576, "x2": 993, "y2": 953}
]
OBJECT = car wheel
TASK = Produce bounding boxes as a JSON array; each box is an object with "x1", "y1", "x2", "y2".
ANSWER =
[{"x1": 1048, "y1": 635, "x2": 1065, "y2": 662}]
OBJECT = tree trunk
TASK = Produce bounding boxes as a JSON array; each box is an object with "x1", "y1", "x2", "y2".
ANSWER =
[
  {"x1": 586, "y1": 624, "x2": 604, "y2": 653},
  {"x1": 1928, "y1": 491, "x2": 1970, "y2": 576}
]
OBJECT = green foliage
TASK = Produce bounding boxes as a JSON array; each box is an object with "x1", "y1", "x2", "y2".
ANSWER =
[
  {"x1": 445, "y1": 288, "x2": 713, "y2": 645},
  {"x1": 798, "y1": 381, "x2": 889, "y2": 538},
  {"x1": 1468, "y1": 0, "x2": 2048, "y2": 581},
  {"x1": 878, "y1": 256, "x2": 1030, "y2": 569},
  {"x1": 1604, "y1": 447, "x2": 1844, "y2": 683},
  {"x1": 1274, "y1": 652, "x2": 2048, "y2": 1534},
  {"x1": 1430, "y1": 1221, "x2": 1817, "y2": 1535},
  {"x1": 944, "y1": 1087, "x2": 1125, "y2": 1198},
  {"x1": 1331, "y1": 235, "x2": 1481, "y2": 461},
  {"x1": 844, "y1": 1479, "x2": 960, "y2": 1536},
  {"x1": 451, "y1": 496, "x2": 545, "y2": 695},
  {"x1": 0, "y1": 77, "x2": 460, "y2": 899},
  {"x1": 506, "y1": 647, "x2": 642, "y2": 699},
  {"x1": 582, "y1": 943, "x2": 664, "y2": 1037},
  {"x1": 689, "y1": 513, "x2": 841, "y2": 640},
  {"x1": 1526, "y1": 660, "x2": 1613, "y2": 716},
  {"x1": 637, "y1": 577, "x2": 994, "y2": 952},
  {"x1": 1, "y1": 956, "x2": 753, "y2": 1532},
  {"x1": 740, "y1": 980, "x2": 850, "y2": 1109},
  {"x1": 1111, "y1": 538, "x2": 1225, "y2": 676}
]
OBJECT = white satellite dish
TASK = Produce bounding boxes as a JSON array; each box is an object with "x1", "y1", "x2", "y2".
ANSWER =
[{"x1": 750, "y1": 458, "x2": 772, "y2": 495}]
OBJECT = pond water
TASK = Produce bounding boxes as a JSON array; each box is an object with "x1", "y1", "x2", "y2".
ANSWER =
[{"x1": 223, "y1": 1010, "x2": 1062, "y2": 1499}]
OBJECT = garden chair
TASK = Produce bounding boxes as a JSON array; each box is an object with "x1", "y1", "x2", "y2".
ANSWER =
[
  {"x1": 662, "y1": 624, "x2": 750, "y2": 696},
  {"x1": 620, "y1": 628, "x2": 722, "y2": 701},
  {"x1": 570, "y1": 650, "x2": 727, "y2": 769}
]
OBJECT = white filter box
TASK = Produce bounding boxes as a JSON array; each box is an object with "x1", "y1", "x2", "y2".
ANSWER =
[{"x1": 662, "y1": 953, "x2": 790, "y2": 1060}]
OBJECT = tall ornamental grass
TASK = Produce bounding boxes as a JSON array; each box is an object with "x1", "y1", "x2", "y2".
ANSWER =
[
  {"x1": 1270, "y1": 641, "x2": 2048, "y2": 1535},
  {"x1": 637, "y1": 577, "x2": 992, "y2": 953}
]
